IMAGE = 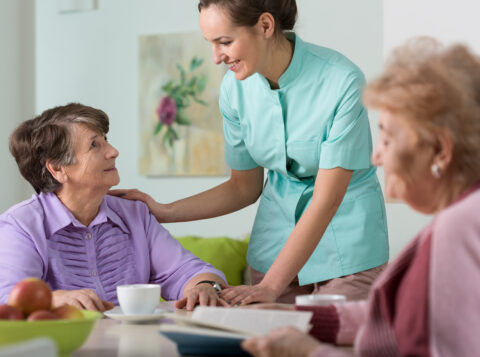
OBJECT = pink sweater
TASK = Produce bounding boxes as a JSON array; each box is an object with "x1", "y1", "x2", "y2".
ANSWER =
[{"x1": 305, "y1": 182, "x2": 480, "y2": 356}]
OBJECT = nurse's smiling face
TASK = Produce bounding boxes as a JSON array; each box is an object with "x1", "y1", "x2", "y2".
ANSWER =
[
  {"x1": 199, "y1": 4, "x2": 268, "y2": 81},
  {"x1": 372, "y1": 111, "x2": 438, "y2": 213}
]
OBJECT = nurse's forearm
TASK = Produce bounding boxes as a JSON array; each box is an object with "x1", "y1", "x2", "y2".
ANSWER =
[
  {"x1": 261, "y1": 168, "x2": 352, "y2": 296},
  {"x1": 261, "y1": 199, "x2": 338, "y2": 296},
  {"x1": 161, "y1": 166, "x2": 264, "y2": 222}
]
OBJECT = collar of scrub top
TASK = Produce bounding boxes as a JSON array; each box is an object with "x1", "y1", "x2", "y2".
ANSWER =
[
  {"x1": 278, "y1": 32, "x2": 304, "y2": 88},
  {"x1": 255, "y1": 32, "x2": 303, "y2": 91}
]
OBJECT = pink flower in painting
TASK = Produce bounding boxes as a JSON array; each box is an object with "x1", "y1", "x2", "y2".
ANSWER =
[{"x1": 156, "y1": 96, "x2": 177, "y2": 126}]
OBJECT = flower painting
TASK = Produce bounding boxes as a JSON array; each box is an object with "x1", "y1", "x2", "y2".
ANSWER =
[{"x1": 139, "y1": 32, "x2": 228, "y2": 176}]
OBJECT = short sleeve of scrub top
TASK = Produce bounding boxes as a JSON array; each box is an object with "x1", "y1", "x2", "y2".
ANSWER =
[
  {"x1": 220, "y1": 78, "x2": 258, "y2": 171},
  {"x1": 319, "y1": 73, "x2": 372, "y2": 170}
]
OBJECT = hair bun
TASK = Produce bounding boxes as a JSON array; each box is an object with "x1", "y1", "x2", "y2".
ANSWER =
[
  {"x1": 199, "y1": 0, "x2": 297, "y2": 32},
  {"x1": 273, "y1": 0, "x2": 297, "y2": 31}
]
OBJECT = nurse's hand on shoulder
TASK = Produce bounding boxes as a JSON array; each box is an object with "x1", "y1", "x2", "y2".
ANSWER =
[
  {"x1": 108, "y1": 188, "x2": 165, "y2": 222},
  {"x1": 220, "y1": 283, "x2": 277, "y2": 306},
  {"x1": 242, "y1": 327, "x2": 321, "y2": 357},
  {"x1": 175, "y1": 284, "x2": 230, "y2": 311}
]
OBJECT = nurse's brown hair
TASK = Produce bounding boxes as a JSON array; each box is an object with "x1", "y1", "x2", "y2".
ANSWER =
[
  {"x1": 198, "y1": 0, "x2": 297, "y2": 33},
  {"x1": 364, "y1": 37, "x2": 480, "y2": 184}
]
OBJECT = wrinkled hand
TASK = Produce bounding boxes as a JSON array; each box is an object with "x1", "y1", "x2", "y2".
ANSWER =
[
  {"x1": 52, "y1": 289, "x2": 115, "y2": 312},
  {"x1": 108, "y1": 188, "x2": 165, "y2": 222},
  {"x1": 241, "y1": 327, "x2": 320, "y2": 357},
  {"x1": 175, "y1": 284, "x2": 229, "y2": 311},
  {"x1": 220, "y1": 283, "x2": 277, "y2": 306}
]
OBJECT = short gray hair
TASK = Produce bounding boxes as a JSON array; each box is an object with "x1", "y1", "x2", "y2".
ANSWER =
[{"x1": 9, "y1": 103, "x2": 110, "y2": 193}]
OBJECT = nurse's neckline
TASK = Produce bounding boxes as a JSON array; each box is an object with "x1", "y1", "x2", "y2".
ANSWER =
[
  {"x1": 267, "y1": 38, "x2": 295, "y2": 90},
  {"x1": 261, "y1": 33, "x2": 301, "y2": 91}
]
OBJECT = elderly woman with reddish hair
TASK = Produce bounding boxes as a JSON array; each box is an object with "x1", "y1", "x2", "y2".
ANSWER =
[
  {"x1": 242, "y1": 38, "x2": 480, "y2": 356},
  {"x1": 0, "y1": 103, "x2": 227, "y2": 311}
]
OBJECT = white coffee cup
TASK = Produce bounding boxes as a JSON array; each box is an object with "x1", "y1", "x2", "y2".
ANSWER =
[
  {"x1": 295, "y1": 294, "x2": 346, "y2": 306},
  {"x1": 116, "y1": 284, "x2": 161, "y2": 315}
]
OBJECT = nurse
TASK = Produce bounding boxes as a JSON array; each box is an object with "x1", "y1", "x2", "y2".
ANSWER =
[{"x1": 112, "y1": 0, "x2": 389, "y2": 304}]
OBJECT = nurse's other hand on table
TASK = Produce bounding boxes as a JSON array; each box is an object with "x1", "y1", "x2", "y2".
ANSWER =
[
  {"x1": 52, "y1": 289, "x2": 115, "y2": 312},
  {"x1": 108, "y1": 188, "x2": 165, "y2": 222},
  {"x1": 242, "y1": 327, "x2": 320, "y2": 357},
  {"x1": 175, "y1": 284, "x2": 230, "y2": 311},
  {"x1": 220, "y1": 284, "x2": 277, "y2": 306}
]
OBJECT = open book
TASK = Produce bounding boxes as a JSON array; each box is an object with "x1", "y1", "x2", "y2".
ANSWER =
[{"x1": 159, "y1": 306, "x2": 312, "y2": 356}]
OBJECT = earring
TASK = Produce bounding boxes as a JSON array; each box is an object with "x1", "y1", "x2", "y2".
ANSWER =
[{"x1": 431, "y1": 163, "x2": 442, "y2": 179}]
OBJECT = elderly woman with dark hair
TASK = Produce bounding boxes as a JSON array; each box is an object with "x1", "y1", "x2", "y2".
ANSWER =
[
  {"x1": 0, "y1": 103, "x2": 226, "y2": 311},
  {"x1": 242, "y1": 38, "x2": 480, "y2": 357}
]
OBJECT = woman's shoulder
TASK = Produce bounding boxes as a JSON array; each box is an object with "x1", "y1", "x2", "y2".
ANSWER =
[
  {"x1": 0, "y1": 194, "x2": 44, "y2": 225},
  {"x1": 0, "y1": 195, "x2": 50, "y2": 243},
  {"x1": 436, "y1": 184, "x2": 480, "y2": 226},
  {"x1": 433, "y1": 183, "x2": 480, "y2": 249},
  {"x1": 301, "y1": 39, "x2": 363, "y2": 78},
  {"x1": 104, "y1": 195, "x2": 150, "y2": 218}
]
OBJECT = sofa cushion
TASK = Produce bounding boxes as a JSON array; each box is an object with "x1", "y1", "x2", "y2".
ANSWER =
[{"x1": 176, "y1": 236, "x2": 249, "y2": 286}]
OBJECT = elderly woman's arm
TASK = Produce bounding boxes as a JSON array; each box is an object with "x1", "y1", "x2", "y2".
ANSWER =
[
  {"x1": 428, "y1": 204, "x2": 480, "y2": 356},
  {"x1": 52, "y1": 289, "x2": 114, "y2": 311},
  {"x1": 0, "y1": 219, "x2": 44, "y2": 303},
  {"x1": 175, "y1": 272, "x2": 228, "y2": 310},
  {"x1": 242, "y1": 327, "x2": 354, "y2": 357},
  {"x1": 142, "y1": 205, "x2": 227, "y2": 310},
  {"x1": 242, "y1": 300, "x2": 369, "y2": 357},
  {"x1": 301, "y1": 300, "x2": 369, "y2": 346},
  {"x1": 0, "y1": 215, "x2": 114, "y2": 311}
]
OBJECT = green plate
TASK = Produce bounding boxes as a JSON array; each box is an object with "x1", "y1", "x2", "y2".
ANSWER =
[{"x1": 0, "y1": 310, "x2": 101, "y2": 357}]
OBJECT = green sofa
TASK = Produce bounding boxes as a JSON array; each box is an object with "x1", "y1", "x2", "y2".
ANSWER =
[{"x1": 176, "y1": 236, "x2": 250, "y2": 286}]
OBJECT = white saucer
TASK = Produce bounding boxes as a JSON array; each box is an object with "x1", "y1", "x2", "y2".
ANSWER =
[{"x1": 104, "y1": 306, "x2": 168, "y2": 322}]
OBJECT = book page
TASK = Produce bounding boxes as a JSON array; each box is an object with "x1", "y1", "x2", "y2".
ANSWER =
[{"x1": 189, "y1": 307, "x2": 313, "y2": 336}]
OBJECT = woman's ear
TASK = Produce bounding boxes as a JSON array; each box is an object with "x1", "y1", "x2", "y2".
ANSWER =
[
  {"x1": 256, "y1": 12, "x2": 275, "y2": 39},
  {"x1": 432, "y1": 129, "x2": 453, "y2": 173},
  {"x1": 45, "y1": 160, "x2": 68, "y2": 184}
]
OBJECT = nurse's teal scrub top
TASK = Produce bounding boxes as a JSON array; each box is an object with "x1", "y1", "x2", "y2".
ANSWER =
[{"x1": 220, "y1": 34, "x2": 389, "y2": 285}]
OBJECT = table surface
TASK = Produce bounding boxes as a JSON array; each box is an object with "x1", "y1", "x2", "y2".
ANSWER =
[
  {"x1": 73, "y1": 302, "x2": 182, "y2": 357},
  {"x1": 73, "y1": 302, "x2": 353, "y2": 357},
  {"x1": 73, "y1": 318, "x2": 182, "y2": 357}
]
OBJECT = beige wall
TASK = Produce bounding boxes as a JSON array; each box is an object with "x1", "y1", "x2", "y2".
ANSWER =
[
  {"x1": 382, "y1": 0, "x2": 480, "y2": 258},
  {"x1": 30, "y1": 0, "x2": 383, "y2": 241},
  {"x1": 0, "y1": 0, "x2": 35, "y2": 209},
  {"x1": 6, "y1": 0, "x2": 476, "y2": 259}
]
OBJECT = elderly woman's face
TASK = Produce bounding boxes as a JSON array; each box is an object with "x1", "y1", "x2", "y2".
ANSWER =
[
  {"x1": 64, "y1": 124, "x2": 119, "y2": 192},
  {"x1": 372, "y1": 111, "x2": 437, "y2": 213}
]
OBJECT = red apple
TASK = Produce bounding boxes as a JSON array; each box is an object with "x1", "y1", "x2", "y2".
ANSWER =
[
  {"x1": 0, "y1": 304, "x2": 24, "y2": 320},
  {"x1": 8, "y1": 278, "x2": 52, "y2": 316},
  {"x1": 52, "y1": 304, "x2": 84, "y2": 320},
  {"x1": 27, "y1": 310, "x2": 58, "y2": 321}
]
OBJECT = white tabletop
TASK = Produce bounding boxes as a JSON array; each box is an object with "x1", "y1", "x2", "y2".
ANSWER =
[
  {"x1": 73, "y1": 302, "x2": 353, "y2": 357},
  {"x1": 73, "y1": 302, "x2": 182, "y2": 357}
]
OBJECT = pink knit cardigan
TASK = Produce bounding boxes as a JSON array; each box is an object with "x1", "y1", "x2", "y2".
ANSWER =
[{"x1": 307, "y1": 182, "x2": 480, "y2": 356}]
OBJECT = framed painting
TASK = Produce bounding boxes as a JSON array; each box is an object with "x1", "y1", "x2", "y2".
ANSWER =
[{"x1": 139, "y1": 31, "x2": 228, "y2": 176}]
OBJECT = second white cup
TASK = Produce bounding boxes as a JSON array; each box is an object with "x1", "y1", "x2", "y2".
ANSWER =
[
  {"x1": 295, "y1": 294, "x2": 346, "y2": 306},
  {"x1": 116, "y1": 284, "x2": 161, "y2": 315}
]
